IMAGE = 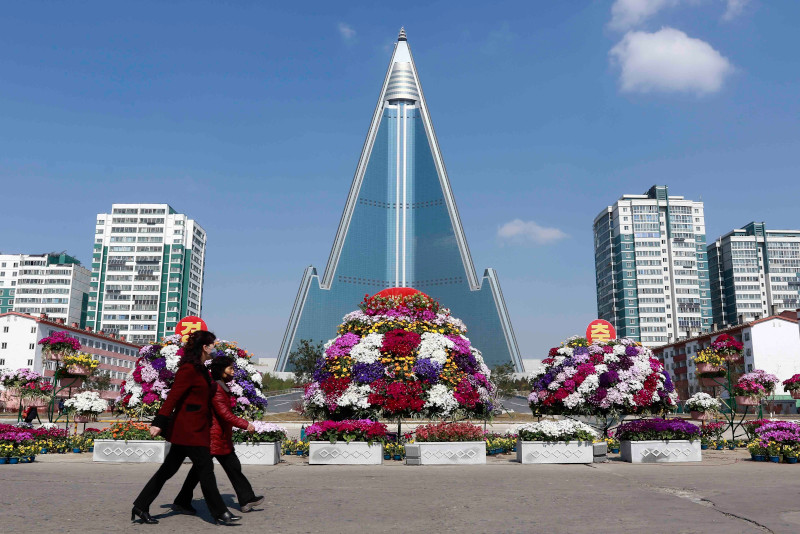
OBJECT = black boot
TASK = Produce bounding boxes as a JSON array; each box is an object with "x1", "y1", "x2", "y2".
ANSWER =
[
  {"x1": 215, "y1": 511, "x2": 242, "y2": 525},
  {"x1": 131, "y1": 507, "x2": 159, "y2": 524}
]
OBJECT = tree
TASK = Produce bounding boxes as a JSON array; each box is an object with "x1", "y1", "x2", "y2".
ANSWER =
[
  {"x1": 491, "y1": 362, "x2": 517, "y2": 401},
  {"x1": 287, "y1": 339, "x2": 325, "y2": 385},
  {"x1": 83, "y1": 370, "x2": 112, "y2": 392}
]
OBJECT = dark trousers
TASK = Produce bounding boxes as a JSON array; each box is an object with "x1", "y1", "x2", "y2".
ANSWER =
[
  {"x1": 175, "y1": 451, "x2": 255, "y2": 507},
  {"x1": 133, "y1": 444, "x2": 228, "y2": 518}
]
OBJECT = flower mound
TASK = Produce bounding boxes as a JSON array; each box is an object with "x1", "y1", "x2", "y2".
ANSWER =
[
  {"x1": 515, "y1": 420, "x2": 598, "y2": 442},
  {"x1": 302, "y1": 290, "x2": 495, "y2": 420},
  {"x1": 614, "y1": 419, "x2": 700, "y2": 442},
  {"x1": 37, "y1": 330, "x2": 81, "y2": 355},
  {"x1": 116, "y1": 335, "x2": 268, "y2": 419},
  {"x1": 528, "y1": 336, "x2": 678, "y2": 417},
  {"x1": 0, "y1": 368, "x2": 53, "y2": 398}
]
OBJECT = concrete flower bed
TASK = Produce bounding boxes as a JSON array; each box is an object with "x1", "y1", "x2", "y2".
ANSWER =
[
  {"x1": 516, "y1": 440, "x2": 594, "y2": 464},
  {"x1": 308, "y1": 441, "x2": 383, "y2": 465},
  {"x1": 92, "y1": 439, "x2": 170, "y2": 463}
]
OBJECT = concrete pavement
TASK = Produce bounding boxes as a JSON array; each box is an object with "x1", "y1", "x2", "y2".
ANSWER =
[{"x1": 1, "y1": 449, "x2": 797, "y2": 533}]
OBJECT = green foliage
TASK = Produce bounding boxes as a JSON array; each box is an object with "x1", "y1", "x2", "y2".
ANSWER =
[
  {"x1": 261, "y1": 372, "x2": 297, "y2": 391},
  {"x1": 287, "y1": 339, "x2": 325, "y2": 384},
  {"x1": 83, "y1": 370, "x2": 113, "y2": 392}
]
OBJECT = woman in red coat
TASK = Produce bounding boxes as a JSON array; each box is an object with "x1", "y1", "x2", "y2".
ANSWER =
[
  {"x1": 174, "y1": 356, "x2": 264, "y2": 513},
  {"x1": 132, "y1": 330, "x2": 240, "y2": 526}
]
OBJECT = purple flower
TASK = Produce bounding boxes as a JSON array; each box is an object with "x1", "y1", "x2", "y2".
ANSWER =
[
  {"x1": 414, "y1": 358, "x2": 443, "y2": 383},
  {"x1": 326, "y1": 333, "x2": 360, "y2": 358},
  {"x1": 625, "y1": 346, "x2": 639, "y2": 357},
  {"x1": 352, "y1": 362, "x2": 385, "y2": 384},
  {"x1": 662, "y1": 371, "x2": 675, "y2": 393},
  {"x1": 151, "y1": 357, "x2": 166, "y2": 371},
  {"x1": 574, "y1": 346, "x2": 589, "y2": 356},
  {"x1": 599, "y1": 370, "x2": 619, "y2": 388}
]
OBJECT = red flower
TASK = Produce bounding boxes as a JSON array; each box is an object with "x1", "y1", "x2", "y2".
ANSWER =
[
  {"x1": 381, "y1": 329, "x2": 422, "y2": 358},
  {"x1": 548, "y1": 348, "x2": 559, "y2": 357}
]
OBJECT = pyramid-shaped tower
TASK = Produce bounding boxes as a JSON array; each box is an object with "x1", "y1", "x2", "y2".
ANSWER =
[{"x1": 277, "y1": 30, "x2": 523, "y2": 372}]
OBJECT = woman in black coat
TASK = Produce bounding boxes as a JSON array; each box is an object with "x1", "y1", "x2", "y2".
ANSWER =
[{"x1": 131, "y1": 330, "x2": 240, "y2": 525}]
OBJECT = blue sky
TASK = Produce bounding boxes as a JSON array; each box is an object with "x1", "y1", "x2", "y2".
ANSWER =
[{"x1": 2, "y1": 1, "x2": 798, "y2": 365}]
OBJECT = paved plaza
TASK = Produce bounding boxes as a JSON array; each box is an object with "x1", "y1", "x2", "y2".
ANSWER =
[{"x1": 1, "y1": 450, "x2": 798, "y2": 533}]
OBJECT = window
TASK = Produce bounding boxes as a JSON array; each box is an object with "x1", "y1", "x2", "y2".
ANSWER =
[
  {"x1": 27, "y1": 359, "x2": 33, "y2": 366},
  {"x1": 31, "y1": 327, "x2": 36, "y2": 333},
  {"x1": 744, "y1": 333, "x2": 750, "y2": 341},
  {"x1": 2, "y1": 327, "x2": 7, "y2": 333},
  {"x1": 0, "y1": 358, "x2": 3, "y2": 365},
  {"x1": 1, "y1": 343, "x2": 6, "y2": 349},
  {"x1": 746, "y1": 348, "x2": 752, "y2": 356},
  {"x1": 29, "y1": 343, "x2": 35, "y2": 350}
]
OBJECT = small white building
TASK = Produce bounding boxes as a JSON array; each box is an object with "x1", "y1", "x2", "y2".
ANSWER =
[
  {"x1": 0, "y1": 312, "x2": 141, "y2": 399},
  {"x1": 654, "y1": 311, "x2": 800, "y2": 400}
]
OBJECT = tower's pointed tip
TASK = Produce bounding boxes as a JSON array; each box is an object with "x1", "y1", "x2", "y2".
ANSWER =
[{"x1": 398, "y1": 27, "x2": 407, "y2": 41}]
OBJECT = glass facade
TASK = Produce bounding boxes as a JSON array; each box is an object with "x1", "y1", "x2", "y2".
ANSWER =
[{"x1": 277, "y1": 36, "x2": 522, "y2": 371}]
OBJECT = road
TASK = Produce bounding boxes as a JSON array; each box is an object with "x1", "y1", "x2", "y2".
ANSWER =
[
  {"x1": 1, "y1": 449, "x2": 794, "y2": 533},
  {"x1": 264, "y1": 390, "x2": 303, "y2": 413}
]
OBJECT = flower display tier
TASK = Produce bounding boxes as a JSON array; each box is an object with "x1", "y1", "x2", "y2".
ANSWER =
[
  {"x1": 615, "y1": 419, "x2": 701, "y2": 463},
  {"x1": 514, "y1": 420, "x2": 598, "y2": 464},
  {"x1": 233, "y1": 442, "x2": 281, "y2": 465},
  {"x1": 64, "y1": 391, "x2": 107, "y2": 418},
  {"x1": 302, "y1": 289, "x2": 495, "y2": 420},
  {"x1": 528, "y1": 336, "x2": 678, "y2": 418},
  {"x1": 620, "y1": 440, "x2": 702, "y2": 463},
  {"x1": 38, "y1": 331, "x2": 81, "y2": 360},
  {"x1": 117, "y1": 335, "x2": 268, "y2": 419},
  {"x1": 232, "y1": 422, "x2": 287, "y2": 465},
  {"x1": 92, "y1": 422, "x2": 168, "y2": 463},
  {"x1": 406, "y1": 421, "x2": 487, "y2": 465},
  {"x1": 516, "y1": 440, "x2": 594, "y2": 464},
  {"x1": 305, "y1": 420, "x2": 387, "y2": 465},
  {"x1": 405, "y1": 442, "x2": 486, "y2": 465},
  {"x1": 308, "y1": 441, "x2": 384, "y2": 465}
]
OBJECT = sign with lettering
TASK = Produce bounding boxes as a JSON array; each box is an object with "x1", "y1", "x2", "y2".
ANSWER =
[
  {"x1": 586, "y1": 319, "x2": 616, "y2": 344},
  {"x1": 175, "y1": 316, "x2": 208, "y2": 342}
]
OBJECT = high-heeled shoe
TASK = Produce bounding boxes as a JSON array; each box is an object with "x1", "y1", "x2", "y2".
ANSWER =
[
  {"x1": 214, "y1": 511, "x2": 242, "y2": 525},
  {"x1": 131, "y1": 506, "x2": 159, "y2": 524}
]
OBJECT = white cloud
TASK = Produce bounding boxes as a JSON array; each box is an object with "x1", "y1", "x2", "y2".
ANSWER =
[
  {"x1": 497, "y1": 219, "x2": 568, "y2": 245},
  {"x1": 609, "y1": 27, "x2": 734, "y2": 94},
  {"x1": 608, "y1": 0, "x2": 679, "y2": 31},
  {"x1": 337, "y1": 23, "x2": 356, "y2": 42},
  {"x1": 722, "y1": 0, "x2": 750, "y2": 21}
]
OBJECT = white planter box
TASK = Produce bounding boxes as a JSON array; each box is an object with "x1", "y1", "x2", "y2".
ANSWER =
[
  {"x1": 405, "y1": 442, "x2": 486, "y2": 465},
  {"x1": 516, "y1": 440, "x2": 594, "y2": 464},
  {"x1": 620, "y1": 440, "x2": 702, "y2": 463},
  {"x1": 93, "y1": 439, "x2": 170, "y2": 463},
  {"x1": 233, "y1": 442, "x2": 281, "y2": 465},
  {"x1": 308, "y1": 441, "x2": 383, "y2": 465}
]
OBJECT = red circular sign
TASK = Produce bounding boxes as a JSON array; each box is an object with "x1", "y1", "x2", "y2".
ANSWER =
[
  {"x1": 175, "y1": 316, "x2": 208, "y2": 341},
  {"x1": 372, "y1": 287, "x2": 430, "y2": 299},
  {"x1": 586, "y1": 319, "x2": 616, "y2": 344}
]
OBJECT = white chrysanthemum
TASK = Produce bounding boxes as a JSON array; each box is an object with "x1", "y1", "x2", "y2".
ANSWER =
[
  {"x1": 557, "y1": 347, "x2": 574, "y2": 357},
  {"x1": 250, "y1": 373, "x2": 262, "y2": 385},
  {"x1": 336, "y1": 384, "x2": 371, "y2": 409},
  {"x1": 424, "y1": 384, "x2": 459, "y2": 415},
  {"x1": 64, "y1": 391, "x2": 108, "y2": 414},
  {"x1": 323, "y1": 338, "x2": 336, "y2": 351},
  {"x1": 350, "y1": 333, "x2": 384, "y2": 364},
  {"x1": 613, "y1": 344, "x2": 626, "y2": 356},
  {"x1": 229, "y1": 382, "x2": 244, "y2": 396},
  {"x1": 418, "y1": 332, "x2": 454, "y2": 365}
]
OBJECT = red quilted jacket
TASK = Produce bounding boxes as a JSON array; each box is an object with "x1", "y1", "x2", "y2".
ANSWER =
[{"x1": 210, "y1": 380, "x2": 250, "y2": 455}]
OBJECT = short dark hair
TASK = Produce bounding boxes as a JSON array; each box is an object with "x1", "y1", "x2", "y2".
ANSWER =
[{"x1": 209, "y1": 356, "x2": 235, "y2": 380}]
